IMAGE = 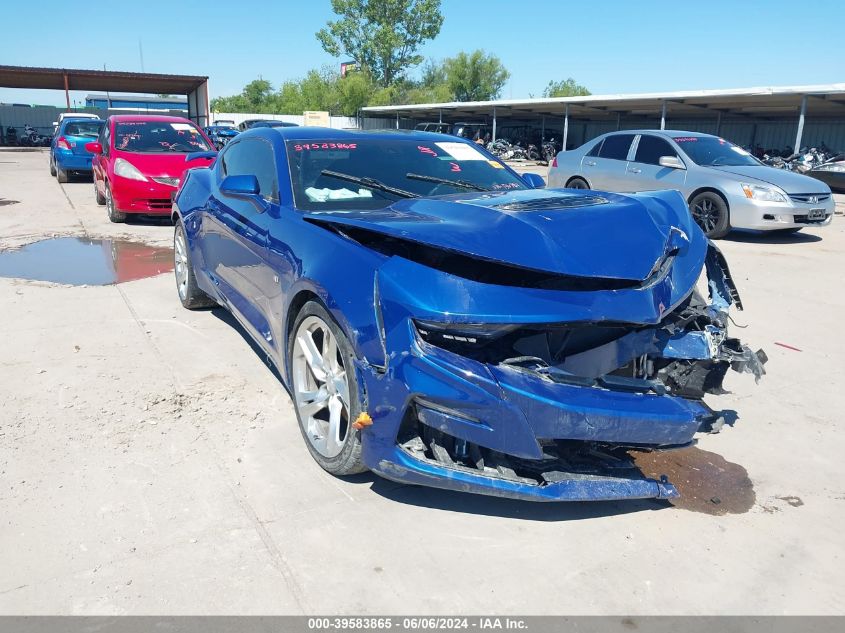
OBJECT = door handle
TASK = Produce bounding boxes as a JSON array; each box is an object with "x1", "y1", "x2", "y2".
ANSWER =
[
  {"x1": 627, "y1": 167, "x2": 642, "y2": 174},
  {"x1": 585, "y1": 160, "x2": 597, "y2": 167}
]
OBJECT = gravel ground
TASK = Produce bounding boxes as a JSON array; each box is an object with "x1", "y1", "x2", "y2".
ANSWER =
[{"x1": 1, "y1": 148, "x2": 844, "y2": 615}]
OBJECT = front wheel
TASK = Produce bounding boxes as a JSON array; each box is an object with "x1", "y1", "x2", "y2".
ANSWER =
[
  {"x1": 288, "y1": 301, "x2": 366, "y2": 476},
  {"x1": 689, "y1": 192, "x2": 730, "y2": 239},
  {"x1": 174, "y1": 219, "x2": 216, "y2": 310},
  {"x1": 105, "y1": 183, "x2": 126, "y2": 223},
  {"x1": 566, "y1": 177, "x2": 589, "y2": 189}
]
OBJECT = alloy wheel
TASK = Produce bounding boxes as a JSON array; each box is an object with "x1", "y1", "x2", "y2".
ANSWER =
[
  {"x1": 692, "y1": 198, "x2": 719, "y2": 234},
  {"x1": 291, "y1": 316, "x2": 351, "y2": 459},
  {"x1": 174, "y1": 226, "x2": 189, "y2": 301}
]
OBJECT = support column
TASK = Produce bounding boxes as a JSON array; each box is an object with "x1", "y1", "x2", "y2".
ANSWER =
[
  {"x1": 660, "y1": 100, "x2": 667, "y2": 130},
  {"x1": 492, "y1": 106, "x2": 497, "y2": 142},
  {"x1": 716, "y1": 111, "x2": 722, "y2": 136},
  {"x1": 63, "y1": 72, "x2": 70, "y2": 110},
  {"x1": 616, "y1": 112, "x2": 621, "y2": 130},
  {"x1": 563, "y1": 105, "x2": 569, "y2": 150},
  {"x1": 396, "y1": 113, "x2": 399, "y2": 130},
  {"x1": 541, "y1": 115, "x2": 545, "y2": 142},
  {"x1": 438, "y1": 109, "x2": 442, "y2": 124},
  {"x1": 794, "y1": 95, "x2": 807, "y2": 152}
]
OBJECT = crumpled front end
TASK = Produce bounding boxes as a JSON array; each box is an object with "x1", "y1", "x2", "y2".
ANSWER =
[{"x1": 350, "y1": 241, "x2": 765, "y2": 502}]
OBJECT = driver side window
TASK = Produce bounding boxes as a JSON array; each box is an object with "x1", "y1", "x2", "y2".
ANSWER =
[{"x1": 219, "y1": 139, "x2": 279, "y2": 201}]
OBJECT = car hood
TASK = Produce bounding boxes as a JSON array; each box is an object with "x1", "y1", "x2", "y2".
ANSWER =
[
  {"x1": 709, "y1": 165, "x2": 829, "y2": 193},
  {"x1": 303, "y1": 188, "x2": 701, "y2": 281},
  {"x1": 112, "y1": 150, "x2": 214, "y2": 178}
]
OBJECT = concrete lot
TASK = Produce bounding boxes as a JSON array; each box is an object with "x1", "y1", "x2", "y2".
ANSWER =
[{"x1": 1, "y1": 148, "x2": 844, "y2": 615}]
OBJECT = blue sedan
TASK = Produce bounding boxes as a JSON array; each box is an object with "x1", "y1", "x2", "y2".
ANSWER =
[
  {"x1": 172, "y1": 128, "x2": 765, "y2": 502},
  {"x1": 50, "y1": 117, "x2": 104, "y2": 182}
]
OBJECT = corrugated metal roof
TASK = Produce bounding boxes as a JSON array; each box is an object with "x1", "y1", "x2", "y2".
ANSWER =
[{"x1": 362, "y1": 83, "x2": 845, "y2": 119}]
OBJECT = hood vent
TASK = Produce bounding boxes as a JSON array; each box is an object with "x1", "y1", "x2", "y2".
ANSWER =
[{"x1": 489, "y1": 195, "x2": 609, "y2": 212}]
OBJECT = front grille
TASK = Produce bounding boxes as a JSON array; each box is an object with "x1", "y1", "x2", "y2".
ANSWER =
[
  {"x1": 152, "y1": 177, "x2": 180, "y2": 187},
  {"x1": 789, "y1": 193, "x2": 830, "y2": 204},
  {"x1": 491, "y1": 195, "x2": 609, "y2": 211}
]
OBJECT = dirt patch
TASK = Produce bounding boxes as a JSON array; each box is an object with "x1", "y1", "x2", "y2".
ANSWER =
[{"x1": 632, "y1": 447, "x2": 755, "y2": 515}]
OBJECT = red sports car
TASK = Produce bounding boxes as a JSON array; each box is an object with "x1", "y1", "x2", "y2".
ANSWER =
[{"x1": 87, "y1": 115, "x2": 216, "y2": 222}]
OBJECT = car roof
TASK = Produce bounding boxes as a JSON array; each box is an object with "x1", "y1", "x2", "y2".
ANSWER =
[
  {"x1": 603, "y1": 129, "x2": 716, "y2": 140},
  {"x1": 260, "y1": 127, "x2": 474, "y2": 142},
  {"x1": 109, "y1": 114, "x2": 197, "y2": 123}
]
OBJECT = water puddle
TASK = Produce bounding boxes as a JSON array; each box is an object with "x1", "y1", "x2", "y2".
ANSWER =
[
  {"x1": 632, "y1": 447, "x2": 755, "y2": 515},
  {"x1": 0, "y1": 237, "x2": 173, "y2": 286}
]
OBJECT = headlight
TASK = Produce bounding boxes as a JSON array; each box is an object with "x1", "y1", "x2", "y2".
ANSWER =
[
  {"x1": 114, "y1": 158, "x2": 148, "y2": 182},
  {"x1": 741, "y1": 183, "x2": 787, "y2": 203},
  {"x1": 813, "y1": 163, "x2": 845, "y2": 172}
]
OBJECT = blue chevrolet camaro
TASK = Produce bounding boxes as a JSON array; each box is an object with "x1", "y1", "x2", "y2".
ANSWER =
[{"x1": 172, "y1": 127, "x2": 765, "y2": 502}]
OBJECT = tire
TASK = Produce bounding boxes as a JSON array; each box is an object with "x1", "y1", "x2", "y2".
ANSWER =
[
  {"x1": 56, "y1": 166, "x2": 68, "y2": 183},
  {"x1": 93, "y1": 177, "x2": 105, "y2": 205},
  {"x1": 689, "y1": 192, "x2": 730, "y2": 239},
  {"x1": 173, "y1": 219, "x2": 216, "y2": 310},
  {"x1": 49, "y1": 156, "x2": 56, "y2": 176},
  {"x1": 105, "y1": 183, "x2": 126, "y2": 223},
  {"x1": 566, "y1": 177, "x2": 589, "y2": 189},
  {"x1": 288, "y1": 301, "x2": 366, "y2": 476}
]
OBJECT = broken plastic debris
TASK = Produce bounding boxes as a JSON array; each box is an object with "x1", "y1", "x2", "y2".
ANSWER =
[
  {"x1": 774, "y1": 341, "x2": 802, "y2": 352},
  {"x1": 352, "y1": 412, "x2": 373, "y2": 430}
]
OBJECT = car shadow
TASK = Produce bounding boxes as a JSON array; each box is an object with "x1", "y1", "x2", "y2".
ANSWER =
[
  {"x1": 341, "y1": 472, "x2": 665, "y2": 521},
  {"x1": 209, "y1": 306, "x2": 286, "y2": 388},
  {"x1": 724, "y1": 229, "x2": 822, "y2": 244},
  {"x1": 124, "y1": 214, "x2": 174, "y2": 227}
]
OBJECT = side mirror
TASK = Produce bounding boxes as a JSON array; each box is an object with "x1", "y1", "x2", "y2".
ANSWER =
[
  {"x1": 522, "y1": 173, "x2": 546, "y2": 189},
  {"x1": 658, "y1": 155, "x2": 685, "y2": 170},
  {"x1": 185, "y1": 150, "x2": 217, "y2": 162},
  {"x1": 220, "y1": 174, "x2": 261, "y2": 196},
  {"x1": 85, "y1": 142, "x2": 103, "y2": 154}
]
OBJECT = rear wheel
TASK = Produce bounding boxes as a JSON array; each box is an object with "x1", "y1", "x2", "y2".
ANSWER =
[
  {"x1": 288, "y1": 301, "x2": 366, "y2": 476},
  {"x1": 566, "y1": 177, "x2": 589, "y2": 189},
  {"x1": 689, "y1": 192, "x2": 730, "y2": 239},
  {"x1": 56, "y1": 166, "x2": 68, "y2": 183},
  {"x1": 174, "y1": 219, "x2": 216, "y2": 310},
  {"x1": 49, "y1": 157, "x2": 56, "y2": 176},
  {"x1": 105, "y1": 183, "x2": 126, "y2": 223}
]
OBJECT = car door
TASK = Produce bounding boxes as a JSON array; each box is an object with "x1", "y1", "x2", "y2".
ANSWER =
[
  {"x1": 621, "y1": 134, "x2": 688, "y2": 193},
  {"x1": 581, "y1": 133, "x2": 635, "y2": 191},
  {"x1": 203, "y1": 137, "x2": 279, "y2": 353}
]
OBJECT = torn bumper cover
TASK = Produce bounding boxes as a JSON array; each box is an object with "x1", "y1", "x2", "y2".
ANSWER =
[{"x1": 354, "y1": 241, "x2": 765, "y2": 502}]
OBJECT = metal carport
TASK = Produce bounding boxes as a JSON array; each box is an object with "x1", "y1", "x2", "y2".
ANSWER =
[
  {"x1": 0, "y1": 65, "x2": 210, "y2": 126},
  {"x1": 362, "y1": 83, "x2": 845, "y2": 152}
]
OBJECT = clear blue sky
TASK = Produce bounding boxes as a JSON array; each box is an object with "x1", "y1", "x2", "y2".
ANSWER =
[{"x1": 1, "y1": 0, "x2": 843, "y2": 106}]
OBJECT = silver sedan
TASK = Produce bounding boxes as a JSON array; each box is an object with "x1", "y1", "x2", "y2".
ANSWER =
[{"x1": 548, "y1": 130, "x2": 835, "y2": 238}]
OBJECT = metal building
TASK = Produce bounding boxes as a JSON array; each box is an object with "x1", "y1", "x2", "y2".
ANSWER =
[{"x1": 361, "y1": 83, "x2": 845, "y2": 153}]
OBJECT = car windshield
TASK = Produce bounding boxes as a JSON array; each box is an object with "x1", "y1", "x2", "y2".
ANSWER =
[
  {"x1": 114, "y1": 121, "x2": 212, "y2": 153},
  {"x1": 64, "y1": 121, "x2": 102, "y2": 138},
  {"x1": 674, "y1": 136, "x2": 761, "y2": 167},
  {"x1": 286, "y1": 137, "x2": 527, "y2": 210}
]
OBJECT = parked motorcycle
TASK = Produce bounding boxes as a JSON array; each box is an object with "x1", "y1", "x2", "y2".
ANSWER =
[
  {"x1": 541, "y1": 138, "x2": 560, "y2": 164},
  {"x1": 19, "y1": 124, "x2": 51, "y2": 147},
  {"x1": 4, "y1": 126, "x2": 18, "y2": 146}
]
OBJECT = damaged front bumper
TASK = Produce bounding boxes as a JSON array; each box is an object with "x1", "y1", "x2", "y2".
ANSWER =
[{"x1": 354, "y1": 243, "x2": 765, "y2": 502}]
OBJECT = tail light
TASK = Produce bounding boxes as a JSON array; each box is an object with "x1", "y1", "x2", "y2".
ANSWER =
[
  {"x1": 551, "y1": 156, "x2": 558, "y2": 168},
  {"x1": 56, "y1": 136, "x2": 71, "y2": 150}
]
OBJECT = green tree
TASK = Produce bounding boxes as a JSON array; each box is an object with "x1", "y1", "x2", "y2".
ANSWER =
[
  {"x1": 442, "y1": 50, "x2": 509, "y2": 102},
  {"x1": 542, "y1": 78, "x2": 591, "y2": 98},
  {"x1": 316, "y1": 0, "x2": 444, "y2": 87}
]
